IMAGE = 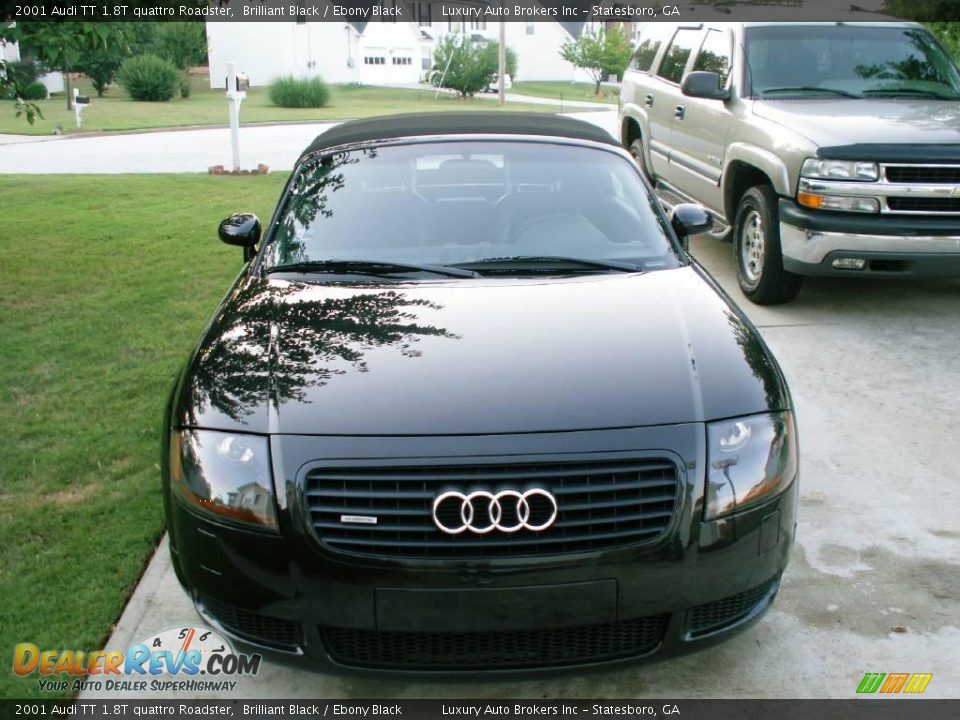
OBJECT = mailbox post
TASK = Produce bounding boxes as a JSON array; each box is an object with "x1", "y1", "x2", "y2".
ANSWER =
[
  {"x1": 73, "y1": 88, "x2": 90, "y2": 129},
  {"x1": 225, "y1": 61, "x2": 249, "y2": 170}
]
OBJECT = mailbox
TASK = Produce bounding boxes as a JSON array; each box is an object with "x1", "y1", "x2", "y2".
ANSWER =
[
  {"x1": 75, "y1": 95, "x2": 90, "y2": 105},
  {"x1": 236, "y1": 74, "x2": 250, "y2": 92}
]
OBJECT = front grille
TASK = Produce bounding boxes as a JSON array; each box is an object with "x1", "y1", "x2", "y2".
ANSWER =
[
  {"x1": 198, "y1": 594, "x2": 301, "y2": 649},
  {"x1": 321, "y1": 614, "x2": 669, "y2": 670},
  {"x1": 304, "y1": 458, "x2": 680, "y2": 558},
  {"x1": 886, "y1": 165, "x2": 960, "y2": 184},
  {"x1": 887, "y1": 197, "x2": 960, "y2": 213},
  {"x1": 687, "y1": 576, "x2": 779, "y2": 636}
]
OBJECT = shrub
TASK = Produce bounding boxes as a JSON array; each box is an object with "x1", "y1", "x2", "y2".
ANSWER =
[
  {"x1": 6, "y1": 60, "x2": 43, "y2": 89},
  {"x1": 432, "y1": 36, "x2": 494, "y2": 97},
  {"x1": 21, "y1": 81, "x2": 48, "y2": 100},
  {"x1": 179, "y1": 73, "x2": 191, "y2": 98},
  {"x1": 117, "y1": 54, "x2": 179, "y2": 101},
  {"x1": 269, "y1": 75, "x2": 330, "y2": 108}
]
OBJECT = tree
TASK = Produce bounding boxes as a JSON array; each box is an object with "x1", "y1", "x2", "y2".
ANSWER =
[
  {"x1": 151, "y1": 22, "x2": 207, "y2": 70},
  {"x1": 0, "y1": 60, "x2": 42, "y2": 125},
  {"x1": 2, "y1": 23, "x2": 128, "y2": 110},
  {"x1": 77, "y1": 45, "x2": 126, "y2": 97},
  {"x1": 560, "y1": 26, "x2": 633, "y2": 94},
  {"x1": 432, "y1": 36, "x2": 518, "y2": 97}
]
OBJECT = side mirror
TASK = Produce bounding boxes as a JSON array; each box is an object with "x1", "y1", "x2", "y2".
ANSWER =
[
  {"x1": 681, "y1": 71, "x2": 731, "y2": 101},
  {"x1": 219, "y1": 213, "x2": 261, "y2": 261},
  {"x1": 670, "y1": 203, "x2": 712, "y2": 250}
]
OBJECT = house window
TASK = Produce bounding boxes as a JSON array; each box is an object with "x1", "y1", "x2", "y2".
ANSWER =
[
  {"x1": 392, "y1": 57, "x2": 412, "y2": 65},
  {"x1": 364, "y1": 56, "x2": 386, "y2": 65},
  {"x1": 526, "y1": 23, "x2": 535, "y2": 35}
]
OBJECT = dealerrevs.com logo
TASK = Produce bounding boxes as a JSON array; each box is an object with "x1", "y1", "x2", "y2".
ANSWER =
[
  {"x1": 856, "y1": 672, "x2": 933, "y2": 695},
  {"x1": 13, "y1": 626, "x2": 261, "y2": 694}
]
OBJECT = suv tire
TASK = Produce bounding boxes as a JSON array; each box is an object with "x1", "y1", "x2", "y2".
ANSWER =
[
  {"x1": 734, "y1": 185, "x2": 803, "y2": 305},
  {"x1": 629, "y1": 139, "x2": 651, "y2": 180}
]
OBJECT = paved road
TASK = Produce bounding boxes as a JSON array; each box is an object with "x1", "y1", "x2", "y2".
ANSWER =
[
  {"x1": 78, "y1": 237, "x2": 960, "y2": 700},
  {"x1": 0, "y1": 109, "x2": 617, "y2": 174}
]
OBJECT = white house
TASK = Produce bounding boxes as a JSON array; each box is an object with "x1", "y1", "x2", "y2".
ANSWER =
[
  {"x1": 1, "y1": 37, "x2": 65, "y2": 94},
  {"x1": 205, "y1": 1, "x2": 599, "y2": 89}
]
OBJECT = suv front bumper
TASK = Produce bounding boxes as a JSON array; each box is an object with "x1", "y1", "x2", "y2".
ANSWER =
[{"x1": 778, "y1": 199, "x2": 960, "y2": 276}]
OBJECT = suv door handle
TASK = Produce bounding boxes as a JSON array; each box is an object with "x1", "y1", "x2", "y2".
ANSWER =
[
  {"x1": 674, "y1": 104, "x2": 686, "y2": 119},
  {"x1": 644, "y1": 94, "x2": 654, "y2": 107}
]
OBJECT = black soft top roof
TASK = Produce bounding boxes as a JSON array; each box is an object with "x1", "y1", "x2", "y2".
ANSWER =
[{"x1": 299, "y1": 112, "x2": 617, "y2": 160}]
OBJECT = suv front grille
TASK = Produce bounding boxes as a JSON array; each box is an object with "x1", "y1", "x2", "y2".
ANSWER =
[
  {"x1": 885, "y1": 165, "x2": 960, "y2": 184},
  {"x1": 887, "y1": 197, "x2": 960, "y2": 213},
  {"x1": 304, "y1": 458, "x2": 680, "y2": 559},
  {"x1": 321, "y1": 614, "x2": 669, "y2": 669}
]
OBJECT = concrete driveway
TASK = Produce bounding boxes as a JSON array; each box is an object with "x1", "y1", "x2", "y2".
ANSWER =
[
  {"x1": 0, "y1": 109, "x2": 617, "y2": 174},
  {"x1": 79, "y1": 236, "x2": 960, "y2": 700}
]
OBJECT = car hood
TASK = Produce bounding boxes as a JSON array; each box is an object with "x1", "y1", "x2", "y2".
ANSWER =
[
  {"x1": 752, "y1": 98, "x2": 960, "y2": 149},
  {"x1": 174, "y1": 267, "x2": 788, "y2": 435}
]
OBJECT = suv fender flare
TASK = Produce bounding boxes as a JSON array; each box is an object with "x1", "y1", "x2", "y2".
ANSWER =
[{"x1": 723, "y1": 143, "x2": 791, "y2": 196}]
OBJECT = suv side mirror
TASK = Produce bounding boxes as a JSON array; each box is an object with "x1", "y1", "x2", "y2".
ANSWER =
[
  {"x1": 219, "y1": 213, "x2": 261, "y2": 261},
  {"x1": 670, "y1": 203, "x2": 712, "y2": 250},
  {"x1": 681, "y1": 71, "x2": 731, "y2": 101}
]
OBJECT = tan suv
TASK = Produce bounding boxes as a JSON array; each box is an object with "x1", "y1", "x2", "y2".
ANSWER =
[{"x1": 620, "y1": 22, "x2": 960, "y2": 304}]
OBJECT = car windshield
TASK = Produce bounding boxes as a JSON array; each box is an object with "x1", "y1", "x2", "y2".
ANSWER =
[
  {"x1": 264, "y1": 140, "x2": 679, "y2": 276},
  {"x1": 745, "y1": 25, "x2": 960, "y2": 100}
]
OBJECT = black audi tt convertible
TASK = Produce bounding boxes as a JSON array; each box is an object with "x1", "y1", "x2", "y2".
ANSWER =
[{"x1": 162, "y1": 112, "x2": 798, "y2": 673}]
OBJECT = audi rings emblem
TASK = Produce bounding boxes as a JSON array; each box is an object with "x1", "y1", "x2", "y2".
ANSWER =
[{"x1": 432, "y1": 489, "x2": 559, "y2": 535}]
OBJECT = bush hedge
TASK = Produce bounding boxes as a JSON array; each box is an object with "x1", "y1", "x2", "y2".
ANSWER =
[
  {"x1": 117, "y1": 54, "x2": 180, "y2": 102},
  {"x1": 21, "y1": 81, "x2": 48, "y2": 101},
  {"x1": 269, "y1": 75, "x2": 330, "y2": 108}
]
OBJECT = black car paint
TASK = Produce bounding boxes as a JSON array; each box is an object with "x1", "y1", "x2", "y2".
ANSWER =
[{"x1": 163, "y1": 128, "x2": 797, "y2": 673}]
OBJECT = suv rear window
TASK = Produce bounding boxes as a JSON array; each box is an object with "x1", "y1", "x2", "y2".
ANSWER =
[{"x1": 657, "y1": 28, "x2": 701, "y2": 84}]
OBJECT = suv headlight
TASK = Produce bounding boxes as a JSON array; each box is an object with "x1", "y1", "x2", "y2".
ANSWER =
[
  {"x1": 170, "y1": 429, "x2": 278, "y2": 532},
  {"x1": 801, "y1": 158, "x2": 878, "y2": 181},
  {"x1": 704, "y1": 412, "x2": 798, "y2": 520}
]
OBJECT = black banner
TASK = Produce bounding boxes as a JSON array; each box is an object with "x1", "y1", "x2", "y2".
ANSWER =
[
  {"x1": 1, "y1": 701, "x2": 959, "y2": 720},
  {"x1": 4, "y1": 0, "x2": 960, "y2": 23}
]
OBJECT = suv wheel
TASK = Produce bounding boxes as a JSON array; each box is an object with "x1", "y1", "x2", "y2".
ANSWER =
[
  {"x1": 734, "y1": 185, "x2": 803, "y2": 305},
  {"x1": 629, "y1": 139, "x2": 651, "y2": 180}
]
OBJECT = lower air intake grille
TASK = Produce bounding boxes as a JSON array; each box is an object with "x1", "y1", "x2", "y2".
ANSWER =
[
  {"x1": 304, "y1": 457, "x2": 680, "y2": 559},
  {"x1": 687, "y1": 576, "x2": 780, "y2": 636},
  {"x1": 321, "y1": 615, "x2": 669, "y2": 670},
  {"x1": 887, "y1": 197, "x2": 960, "y2": 213},
  {"x1": 198, "y1": 594, "x2": 301, "y2": 650}
]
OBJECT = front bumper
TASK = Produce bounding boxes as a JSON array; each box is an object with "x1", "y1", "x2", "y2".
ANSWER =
[
  {"x1": 164, "y1": 426, "x2": 797, "y2": 675},
  {"x1": 778, "y1": 199, "x2": 960, "y2": 276}
]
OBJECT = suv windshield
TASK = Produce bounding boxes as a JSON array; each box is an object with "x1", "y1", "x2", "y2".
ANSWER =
[
  {"x1": 264, "y1": 141, "x2": 679, "y2": 275},
  {"x1": 745, "y1": 25, "x2": 960, "y2": 100}
]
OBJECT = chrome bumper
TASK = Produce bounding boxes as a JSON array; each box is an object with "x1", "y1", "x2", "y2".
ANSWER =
[{"x1": 779, "y1": 223, "x2": 960, "y2": 265}]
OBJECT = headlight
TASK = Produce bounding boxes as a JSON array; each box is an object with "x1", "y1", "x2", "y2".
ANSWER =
[
  {"x1": 705, "y1": 412, "x2": 797, "y2": 520},
  {"x1": 170, "y1": 430, "x2": 278, "y2": 532},
  {"x1": 801, "y1": 158, "x2": 879, "y2": 181}
]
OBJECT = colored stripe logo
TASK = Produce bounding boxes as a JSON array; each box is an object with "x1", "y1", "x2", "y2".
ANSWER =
[{"x1": 857, "y1": 672, "x2": 933, "y2": 694}]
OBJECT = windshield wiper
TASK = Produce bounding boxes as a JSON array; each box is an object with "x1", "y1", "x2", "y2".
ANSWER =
[
  {"x1": 761, "y1": 86, "x2": 858, "y2": 98},
  {"x1": 452, "y1": 255, "x2": 641, "y2": 274},
  {"x1": 862, "y1": 88, "x2": 954, "y2": 100},
  {"x1": 266, "y1": 259, "x2": 479, "y2": 279}
]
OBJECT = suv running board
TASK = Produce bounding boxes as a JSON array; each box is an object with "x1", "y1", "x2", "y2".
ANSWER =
[{"x1": 654, "y1": 181, "x2": 732, "y2": 242}]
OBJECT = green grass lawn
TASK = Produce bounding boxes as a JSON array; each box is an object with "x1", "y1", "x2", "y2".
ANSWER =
[
  {"x1": 511, "y1": 81, "x2": 620, "y2": 105},
  {"x1": 0, "y1": 76, "x2": 563, "y2": 136},
  {"x1": 0, "y1": 174, "x2": 286, "y2": 699}
]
